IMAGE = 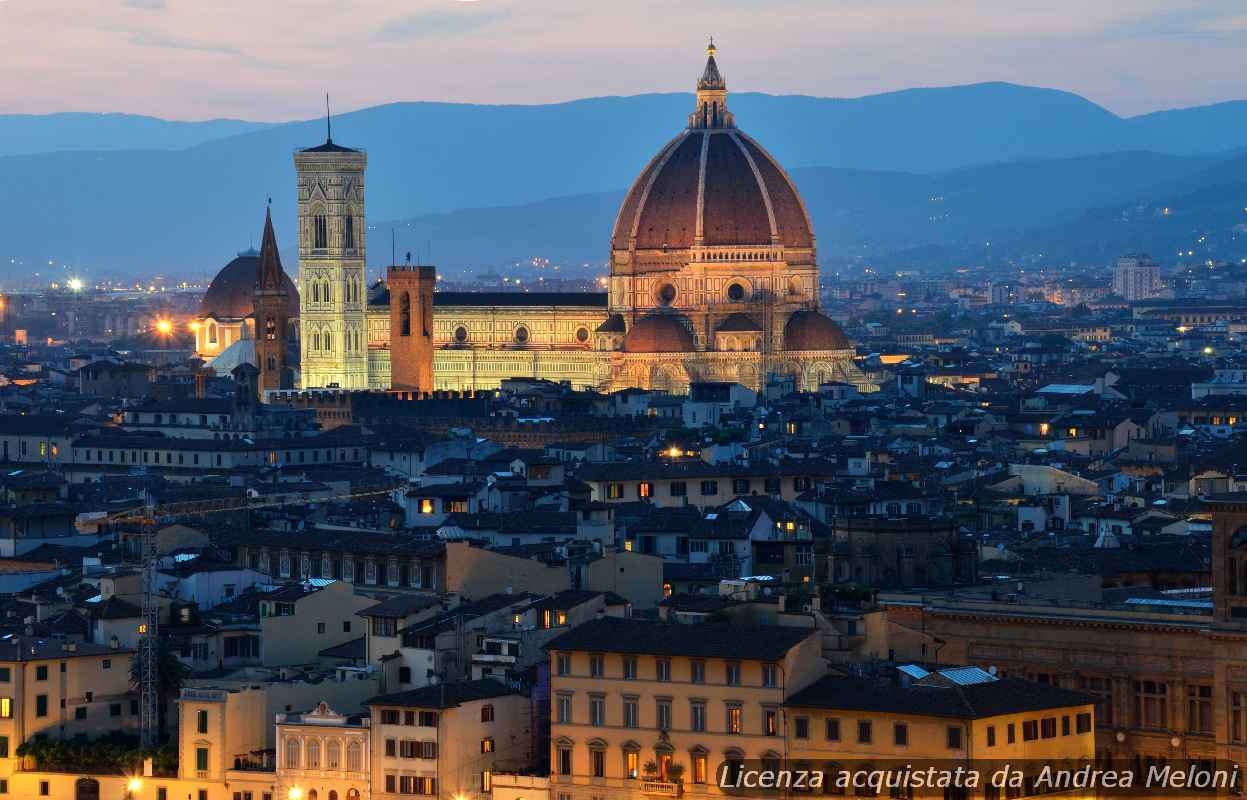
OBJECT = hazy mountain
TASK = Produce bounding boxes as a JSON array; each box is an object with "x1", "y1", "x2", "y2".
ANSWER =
[
  {"x1": 0, "y1": 112, "x2": 271, "y2": 157},
  {"x1": 6, "y1": 83, "x2": 1247, "y2": 276},
  {"x1": 374, "y1": 150, "x2": 1226, "y2": 275}
]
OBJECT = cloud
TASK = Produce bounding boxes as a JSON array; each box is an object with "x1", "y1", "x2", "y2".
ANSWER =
[
  {"x1": 373, "y1": 7, "x2": 510, "y2": 42},
  {"x1": 129, "y1": 32, "x2": 238, "y2": 55},
  {"x1": 124, "y1": 0, "x2": 167, "y2": 9}
]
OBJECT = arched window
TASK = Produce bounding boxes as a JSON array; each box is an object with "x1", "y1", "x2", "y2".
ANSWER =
[
  {"x1": 344, "y1": 215, "x2": 355, "y2": 250},
  {"x1": 323, "y1": 329, "x2": 332, "y2": 353},
  {"x1": 307, "y1": 791, "x2": 318, "y2": 800},
  {"x1": 329, "y1": 793, "x2": 339, "y2": 800},
  {"x1": 264, "y1": 316, "x2": 276, "y2": 341},
  {"x1": 312, "y1": 332, "x2": 320, "y2": 351},
  {"x1": 207, "y1": 322, "x2": 218, "y2": 345},
  {"x1": 400, "y1": 292, "x2": 411, "y2": 337},
  {"x1": 326, "y1": 740, "x2": 341, "y2": 769},
  {"x1": 314, "y1": 215, "x2": 328, "y2": 249},
  {"x1": 285, "y1": 738, "x2": 300, "y2": 769},
  {"x1": 312, "y1": 282, "x2": 320, "y2": 303},
  {"x1": 266, "y1": 356, "x2": 276, "y2": 371},
  {"x1": 307, "y1": 738, "x2": 321, "y2": 769},
  {"x1": 347, "y1": 741, "x2": 363, "y2": 772}
]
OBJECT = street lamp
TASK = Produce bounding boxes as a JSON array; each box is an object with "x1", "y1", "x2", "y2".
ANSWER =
[
  {"x1": 126, "y1": 777, "x2": 142, "y2": 798},
  {"x1": 155, "y1": 319, "x2": 173, "y2": 336},
  {"x1": 288, "y1": 789, "x2": 303, "y2": 800},
  {"x1": 67, "y1": 278, "x2": 83, "y2": 292}
]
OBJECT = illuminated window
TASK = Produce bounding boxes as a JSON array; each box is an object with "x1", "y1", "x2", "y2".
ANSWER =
[
  {"x1": 638, "y1": 482, "x2": 653, "y2": 499},
  {"x1": 0, "y1": 698, "x2": 10, "y2": 718},
  {"x1": 418, "y1": 499, "x2": 434, "y2": 515},
  {"x1": 726, "y1": 705, "x2": 742, "y2": 734},
  {"x1": 625, "y1": 750, "x2": 639, "y2": 779}
]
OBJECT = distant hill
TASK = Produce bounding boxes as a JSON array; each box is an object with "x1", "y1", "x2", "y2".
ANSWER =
[
  {"x1": 6, "y1": 83, "x2": 1247, "y2": 276},
  {"x1": 375, "y1": 150, "x2": 1239, "y2": 275},
  {"x1": 0, "y1": 112, "x2": 271, "y2": 157}
]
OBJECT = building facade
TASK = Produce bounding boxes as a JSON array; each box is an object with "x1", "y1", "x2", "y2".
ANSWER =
[{"x1": 193, "y1": 45, "x2": 871, "y2": 397}]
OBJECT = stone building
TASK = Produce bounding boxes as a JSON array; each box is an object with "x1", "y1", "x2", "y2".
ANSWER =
[{"x1": 193, "y1": 44, "x2": 872, "y2": 397}]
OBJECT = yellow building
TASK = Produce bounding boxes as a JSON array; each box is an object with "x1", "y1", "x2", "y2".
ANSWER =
[
  {"x1": 545, "y1": 617, "x2": 826, "y2": 800},
  {"x1": 366, "y1": 680, "x2": 531, "y2": 800},
  {"x1": 0, "y1": 639, "x2": 135, "y2": 781},
  {"x1": 785, "y1": 667, "x2": 1097, "y2": 799}
]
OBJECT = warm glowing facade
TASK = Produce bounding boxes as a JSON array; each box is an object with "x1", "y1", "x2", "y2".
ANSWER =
[{"x1": 195, "y1": 44, "x2": 871, "y2": 396}]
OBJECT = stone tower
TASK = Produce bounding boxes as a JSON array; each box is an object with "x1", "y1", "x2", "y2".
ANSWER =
[
  {"x1": 386, "y1": 264, "x2": 436, "y2": 393},
  {"x1": 253, "y1": 206, "x2": 291, "y2": 399},
  {"x1": 295, "y1": 128, "x2": 368, "y2": 390}
]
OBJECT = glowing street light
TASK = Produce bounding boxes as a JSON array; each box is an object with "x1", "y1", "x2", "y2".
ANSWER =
[
  {"x1": 126, "y1": 777, "x2": 143, "y2": 798},
  {"x1": 155, "y1": 319, "x2": 173, "y2": 336},
  {"x1": 288, "y1": 789, "x2": 303, "y2": 800},
  {"x1": 67, "y1": 278, "x2": 83, "y2": 292}
]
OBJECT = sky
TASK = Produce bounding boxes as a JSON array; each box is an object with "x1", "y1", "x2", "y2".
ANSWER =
[{"x1": 1, "y1": 0, "x2": 1246, "y2": 121}]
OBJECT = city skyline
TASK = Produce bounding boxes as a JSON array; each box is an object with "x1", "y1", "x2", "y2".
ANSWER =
[{"x1": 0, "y1": 0, "x2": 1245, "y2": 120}]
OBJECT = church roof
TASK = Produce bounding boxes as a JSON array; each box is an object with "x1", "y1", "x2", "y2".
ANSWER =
[
  {"x1": 609, "y1": 45, "x2": 813, "y2": 259},
  {"x1": 199, "y1": 249, "x2": 299, "y2": 320}
]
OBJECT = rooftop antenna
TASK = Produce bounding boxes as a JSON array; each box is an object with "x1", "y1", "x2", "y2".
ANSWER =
[
  {"x1": 325, "y1": 93, "x2": 332, "y2": 143},
  {"x1": 391, "y1": 229, "x2": 396, "y2": 267}
]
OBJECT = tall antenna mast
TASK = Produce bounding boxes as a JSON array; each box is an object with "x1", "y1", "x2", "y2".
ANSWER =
[
  {"x1": 391, "y1": 229, "x2": 396, "y2": 266},
  {"x1": 325, "y1": 93, "x2": 332, "y2": 143}
]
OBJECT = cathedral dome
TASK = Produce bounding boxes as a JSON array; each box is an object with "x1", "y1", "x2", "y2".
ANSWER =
[
  {"x1": 610, "y1": 44, "x2": 814, "y2": 260},
  {"x1": 200, "y1": 249, "x2": 299, "y2": 319},
  {"x1": 622, "y1": 314, "x2": 696, "y2": 353},
  {"x1": 784, "y1": 309, "x2": 851, "y2": 351}
]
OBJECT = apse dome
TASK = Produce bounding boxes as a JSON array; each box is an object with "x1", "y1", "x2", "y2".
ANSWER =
[
  {"x1": 622, "y1": 314, "x2": 696, "y2": 353},
  {"x1": 784, "y1": 309, "x2": 851, "y2": 352},
  {"x1": 200, "y1": 249, "x2": 299, "y2": 319}
]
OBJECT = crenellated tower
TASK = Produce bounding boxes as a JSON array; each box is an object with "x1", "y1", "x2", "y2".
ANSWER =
[{"x1": 295, "y1": 125, "x2": 369, "y2": 390}]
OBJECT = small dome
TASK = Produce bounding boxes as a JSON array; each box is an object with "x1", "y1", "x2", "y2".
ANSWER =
[
  {"x1": 623, "y1": 314, "x2": 696, "y2": 353},
  {"x1": 717, "y1": 312, "x2": 762, "y2": 332},
  {"x1": 784, "y1": 309, "x2": 851, "y2": 351},
  {"x1": 200, "y1": 250, "x2": 299, "y2": 319}
]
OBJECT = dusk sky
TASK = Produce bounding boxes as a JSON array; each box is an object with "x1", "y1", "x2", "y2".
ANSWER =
[{"x1": 3, "y1": 0, "x2": 1246, "y2": 121}]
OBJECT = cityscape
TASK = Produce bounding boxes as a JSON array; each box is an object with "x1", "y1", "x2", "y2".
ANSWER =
[{"x1": 1, "y1": 2, "x2": 1247, "y2": 799}]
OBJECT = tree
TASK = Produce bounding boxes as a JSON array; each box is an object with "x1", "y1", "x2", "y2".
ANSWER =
[{"x1": 130, "y1": 636, "x2": 190, "y2": 742}]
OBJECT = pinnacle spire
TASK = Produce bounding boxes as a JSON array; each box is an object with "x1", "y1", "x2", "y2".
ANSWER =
[
  {"x1": 257, "y1": 204, "x2": 287, "y2": 294},
  {"x1": 690, "y1": 38, "x2": 733, "y2": 130}
]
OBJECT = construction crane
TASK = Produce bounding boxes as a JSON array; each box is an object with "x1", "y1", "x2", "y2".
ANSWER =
[{"x1": 106, "y1": 481, "x2": 403, "y2": 748}]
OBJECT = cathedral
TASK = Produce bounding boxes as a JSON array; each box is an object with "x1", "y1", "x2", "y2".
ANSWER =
[{"x1": 194, "y1": 43, "x2": 872, "y2": 396}]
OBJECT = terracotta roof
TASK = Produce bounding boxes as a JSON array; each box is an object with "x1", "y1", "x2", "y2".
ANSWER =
[
  {"x1": 717, "y1": 313, "x2": 762, "y2": 332},
  {"x1": 622, "y1": 314, "x2": 696, "y2": 353},
  {"x1": 546, "y1": 617, "x2": 815, "y2": 660},
  {"x1": 783, "y1": 309, "x2": 851, "y2": 351}
]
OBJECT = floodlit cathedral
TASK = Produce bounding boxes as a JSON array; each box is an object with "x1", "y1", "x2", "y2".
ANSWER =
[{"x1": 195, "y1": 43, "x2": 871, "y2": 395}]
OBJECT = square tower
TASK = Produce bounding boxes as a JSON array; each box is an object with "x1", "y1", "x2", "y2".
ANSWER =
[
  {"x1": 295, "y1": 137, "x2": 369, "y2": 390},
  {"x1": 386, "y1": 265, "x2": 436, "y2": 393}
]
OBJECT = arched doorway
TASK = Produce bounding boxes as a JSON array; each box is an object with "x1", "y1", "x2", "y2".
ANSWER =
[{"x1": 75, "y1": 778, "x2": 100, "y2": 800}]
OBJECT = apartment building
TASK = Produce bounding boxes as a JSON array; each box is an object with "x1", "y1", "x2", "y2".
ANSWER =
[
  {"x1": 258, "y1": 580, "x2": 375, "y2": 667},
  {"x1": 785, "y1": 666, "x2": 1097, "y2": 796},
  {"x1": 366, "y1": 680, "x2": 530, "y2": 800},
  {"x1": 0, "y1": 639, "x2": 135, "y2": 779},
  {"x1": 545, "y1": 618, "x2": 825, "y2": 800}
]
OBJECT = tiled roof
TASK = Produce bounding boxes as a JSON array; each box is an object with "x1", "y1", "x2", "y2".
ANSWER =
[{"x1": 545, "y1": 617, "x2": 814, "y2": 660}]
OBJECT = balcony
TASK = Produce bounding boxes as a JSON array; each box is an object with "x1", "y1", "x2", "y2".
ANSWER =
[{"x1": 641, "y1": 781, "x2": 681, "y2": 797}]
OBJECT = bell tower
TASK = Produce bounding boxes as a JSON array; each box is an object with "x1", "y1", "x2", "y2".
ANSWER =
[
  {"x1": 295, "y1": 117, "x2": 368, "y2": 390},
  {"x1": 252, "y1": 205, "x2": 291, "y2": 399}
]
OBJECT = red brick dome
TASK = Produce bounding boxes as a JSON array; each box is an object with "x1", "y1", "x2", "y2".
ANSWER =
[
  {"x1": 610, "y1": 44, "x2": 814, "y2": 263},
  {"x1": 610, "y1": 131, "x2": 814, "y2": 255},
  {"x1": 784, "y1": 309, "x2": 851, "y2": 351},
  {"x1": 623, "y1": 314, "x2": 696, "y2": 353}
]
